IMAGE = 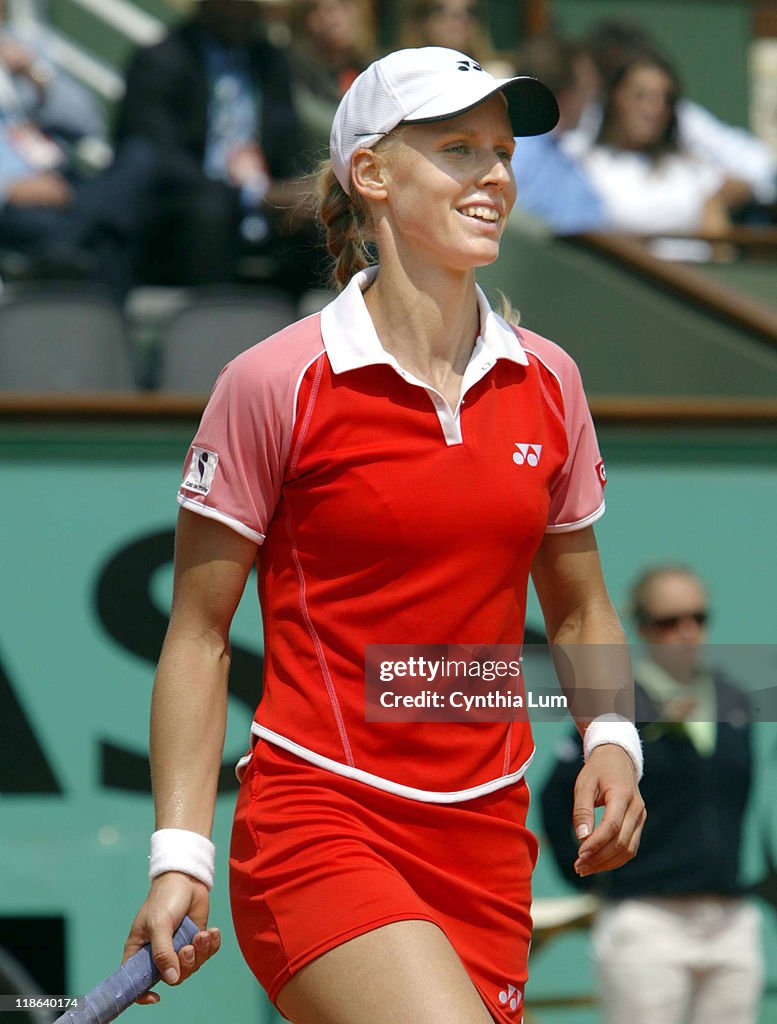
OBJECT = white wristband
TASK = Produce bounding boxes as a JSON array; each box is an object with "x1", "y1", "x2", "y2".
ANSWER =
[
  {"x1": 583, "y1": 714, "x2": 643, "y2": 781},
  {"x1": 149, "y1": 828, "x2": 215, "y2": 890}
]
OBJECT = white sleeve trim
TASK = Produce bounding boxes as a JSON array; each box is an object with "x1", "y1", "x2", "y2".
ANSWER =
[
  {"x1": 176, "y1": 494, "x2": 265, "y2": 544},
  {"x1": 546, "y1": 500, "x2": 605, "y2": 534},
  {"x1": 238, "y1": 724, "x2": 535, "y2": 804}
]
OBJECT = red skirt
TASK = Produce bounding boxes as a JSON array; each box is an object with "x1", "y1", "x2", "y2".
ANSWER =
[{"x1": 229, "y1": 739, "x2": 537, "y2": 1021}]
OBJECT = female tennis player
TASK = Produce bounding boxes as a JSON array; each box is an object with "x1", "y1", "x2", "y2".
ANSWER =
[{"x1": 123, "y1": 46, "x2": 645, "y2": 1024}]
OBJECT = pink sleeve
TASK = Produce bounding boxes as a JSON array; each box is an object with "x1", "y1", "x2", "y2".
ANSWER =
[
  {"x1": 546, "y1": 356, "x2": 606, "y2": 533},
  {"x1": 176, "y1": 351, "x2": 292, "y2": 544}
]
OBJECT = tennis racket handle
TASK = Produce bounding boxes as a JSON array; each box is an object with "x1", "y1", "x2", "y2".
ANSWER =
[{"x1": 54, "y1": 916, "x2": 200, "y2": 1024}]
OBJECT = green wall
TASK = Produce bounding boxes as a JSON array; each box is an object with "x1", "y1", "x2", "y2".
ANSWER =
[{"x1": 477, "y1": 215, "x2": 777, "y2": 397}]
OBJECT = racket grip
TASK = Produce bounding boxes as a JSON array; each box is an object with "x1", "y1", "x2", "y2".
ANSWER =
[{"x1": 53, "y1": 916, "x2": 200, "y2": 1024}]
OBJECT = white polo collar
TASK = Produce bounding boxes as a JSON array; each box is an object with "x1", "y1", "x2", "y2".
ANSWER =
[{"x1": 320, "y1": 266, "x2": 529, "y2": 377}]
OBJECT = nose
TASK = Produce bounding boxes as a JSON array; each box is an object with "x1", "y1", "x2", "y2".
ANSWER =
[
  {"x1": 642, "y1": 90, "x2": 669, "y2": 117},
  {"x1": 479, "y1": 152, "x2": 513, "y2": 191}
]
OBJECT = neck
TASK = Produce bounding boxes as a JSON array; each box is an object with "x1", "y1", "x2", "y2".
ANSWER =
[
  {"x1": 363, "y1": 242, "x2": 481, "y2": 389},
  {"x1": 648, "y1": 655, "x2": 702, "y2": 686}
]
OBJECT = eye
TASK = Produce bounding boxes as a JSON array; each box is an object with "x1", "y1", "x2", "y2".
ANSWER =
[{"x1": 444, "y1": 143, "x2": 471, "y2": 154}]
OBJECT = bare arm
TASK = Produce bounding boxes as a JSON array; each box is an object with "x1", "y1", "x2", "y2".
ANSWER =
[
  {"x1": 531, "y1": 527, "x2": 646, "y2": 877},
  {"x1": 6, "y1": 173, "x2": 72, "y2": 208},
  {"x1": 123, "y1": 508, "x2": 258, "y2": 1002},
  {"x1": 701, "y1": 191, "x2": 734, "y2": 236}
]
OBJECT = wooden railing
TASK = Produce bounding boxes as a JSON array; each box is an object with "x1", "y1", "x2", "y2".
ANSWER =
[
  {"x1": 570, "y1": 231, "x2": 777, "y2": 352},
  {"x1": 1, "y1": 393, "x2": 777, "y2": 425}
]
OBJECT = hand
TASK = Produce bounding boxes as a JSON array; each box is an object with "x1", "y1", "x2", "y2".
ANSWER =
[
  {"x1": 701, "y1": 193, "x2": 733, "y2": 236},
  {"x1": 0, "y1": 36, "x2": 37, "y2": 77},
  {"x1": 7, "y1": 173, "x2": 72, "y2": 208},
  {"x1": 571, "y1": 744, "x2": 646, "y2": 877},
  {"x1": 228, "y1": 142, "x2": 270, "y2": 194},
  {"x1": 715, "y1": 176, "x2": 754, "y2": 213},
  {"x1": 122, "y1": 872, "x2": 221, "y2": 1006}
]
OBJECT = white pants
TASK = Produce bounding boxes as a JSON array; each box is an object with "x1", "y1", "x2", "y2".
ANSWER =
[{"x1": 591, "y1": 896, "x2": 763, "y2": 1024}]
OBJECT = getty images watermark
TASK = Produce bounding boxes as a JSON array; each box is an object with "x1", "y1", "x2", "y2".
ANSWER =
[
  {"x1": 364, "y1": 644, "x2": 777, "y2": 724},
  {"x1": 365, "y1": 643, "x2": 634, "y2": 723}
]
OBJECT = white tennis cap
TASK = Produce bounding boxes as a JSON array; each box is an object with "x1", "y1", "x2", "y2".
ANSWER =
[{"x1": 330, "y1": 47, "x2": 559, "y2": 191}]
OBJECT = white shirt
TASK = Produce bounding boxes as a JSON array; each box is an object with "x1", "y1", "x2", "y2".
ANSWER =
[
  {"x1": 565, "y1": 97, "x2": 777, "y2": 204},
  {"x1": 581, "y1": 145, "x2": 724, "y2": 237}
]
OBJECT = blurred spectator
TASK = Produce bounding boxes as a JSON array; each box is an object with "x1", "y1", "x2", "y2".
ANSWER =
[
  {"x1": 399, "y1": 0, "x2": 512, "y2": 77},
  {"x1": 578, "y1": 51, "x2": 747, "y2": 259},
  {"x1": 540, "y1": 564, "x2": 763, "y2": 1024},
  {"x1": 565, "y1": 19, "x2": 777, "y2": 214},
  {"x1": 288, "y1": 0, "x2": 375, "y2": 165},
  {"x1": 116, "y1": 0, "x2": 322, "y2": 296},
  {"x1": 0, "y1": 0, "x2": 157, "y2": 297},
  {"x1": 511, "y1": 34, "x2": 607, "y2": 234},
  {"x1": 0, "y1": 0, "x2": 105, "y2": 144}
]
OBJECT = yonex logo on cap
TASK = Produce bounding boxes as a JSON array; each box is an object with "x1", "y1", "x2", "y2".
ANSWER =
[{"x1": 457, "y1": 59, "x2": 482, "y2": 71}]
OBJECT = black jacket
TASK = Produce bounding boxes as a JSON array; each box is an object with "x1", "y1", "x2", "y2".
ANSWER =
[
  {"x1": 115, "y1": 18, "x2": 301, "y2": 189},
  {"x1": 539, "y1": 673, "x2": 752, "y2": 899}
]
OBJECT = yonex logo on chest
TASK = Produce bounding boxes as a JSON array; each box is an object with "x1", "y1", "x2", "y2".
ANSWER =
[
  {"x1": 513, "y1": 443, "x2": 542, "y2": 467},
  {"x1": 499, "y1": 983, "x2": 523, "y2": 1011}
]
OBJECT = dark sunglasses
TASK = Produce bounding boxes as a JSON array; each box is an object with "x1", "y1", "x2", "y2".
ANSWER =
[
  {"x1": 425, "y1": 5, "x2": 479, "y2": 17},
  {"x1": 643, "y1": 610, "x2": 710, "y2": 631}
]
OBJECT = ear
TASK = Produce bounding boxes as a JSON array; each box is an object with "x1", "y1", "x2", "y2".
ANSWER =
[{"x1": 351, "y1": 147, "x2": 389, "y2": 202}]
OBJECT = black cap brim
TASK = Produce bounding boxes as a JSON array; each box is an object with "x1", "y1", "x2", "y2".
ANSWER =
[{"x1": 403, "y1": 76, "x2": 559, "y2": 137}]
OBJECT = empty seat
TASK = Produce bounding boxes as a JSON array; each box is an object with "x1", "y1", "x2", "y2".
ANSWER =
[
  {"x1": 0, "y1": 284, "x2": 135, "y2": 391},
  {"x1": 156, "y1": 286, "x2": 298, "y2": 393}
]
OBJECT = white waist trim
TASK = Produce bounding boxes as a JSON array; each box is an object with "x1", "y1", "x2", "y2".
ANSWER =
[{"x1": 236, "y1": 723, "x2": 534, "y2": 804}]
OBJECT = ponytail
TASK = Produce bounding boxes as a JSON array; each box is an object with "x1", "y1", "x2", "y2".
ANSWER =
[
  {"x1": 495, "y1": 289, "x2": 521, "y2": 326},
  {"x1": 315, "y1": 161, "x2": 375, "y2": 291}
]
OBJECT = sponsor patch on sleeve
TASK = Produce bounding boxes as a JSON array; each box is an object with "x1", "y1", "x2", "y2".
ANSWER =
[
  {"x1": 596, "y1": 459, "x2": 607, "y2": 488},
  {"x1": 182, "y1": 447, "x2": 219, "y2": 495}
]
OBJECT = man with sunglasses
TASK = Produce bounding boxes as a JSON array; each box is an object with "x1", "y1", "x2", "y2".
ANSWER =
[{"x1": 540, "y1": 564, "x2": 762, "y2": 1024}]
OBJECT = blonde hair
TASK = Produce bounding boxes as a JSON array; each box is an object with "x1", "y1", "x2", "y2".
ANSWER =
[
  {"x1": 314, "y1": 160, "x2": 375, "y2": 290},
  {"x1": 495, "y1": 289, "x2": 520, "y2": 326},
  {"x1": 313, "y1": 130, "x2": 408, "y2": 289}
]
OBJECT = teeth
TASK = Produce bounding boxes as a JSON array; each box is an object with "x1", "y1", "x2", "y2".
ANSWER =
[{"x1": 459, "y1": 206, "x2": 499, "y2": 222}]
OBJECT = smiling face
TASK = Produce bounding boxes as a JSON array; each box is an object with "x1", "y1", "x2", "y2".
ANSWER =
[
  {"x1": 609, "y1": 62, "x2": 676, "y2": 151},
  {"x1": 357, "y1": 93, "x2": 516, "y2": 275}
]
